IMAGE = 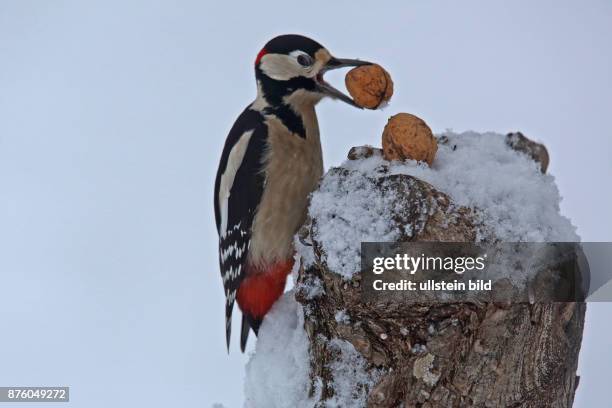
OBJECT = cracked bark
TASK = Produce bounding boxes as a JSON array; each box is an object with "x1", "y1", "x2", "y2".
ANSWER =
[{"x1": 295, "y1": 143, "x2": 585, "y2": 408}]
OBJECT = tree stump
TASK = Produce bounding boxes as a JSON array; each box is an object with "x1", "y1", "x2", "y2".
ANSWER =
[{"x1": 295, "y1": 164, "x2": 585, "y2": 407}]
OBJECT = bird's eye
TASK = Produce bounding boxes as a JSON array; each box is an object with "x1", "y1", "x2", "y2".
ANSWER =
[{"x1": 297, "y1": 54, "x2": 313, "y2": 67}]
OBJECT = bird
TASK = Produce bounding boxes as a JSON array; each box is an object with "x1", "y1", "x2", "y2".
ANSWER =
[{"x1": 214, "y1": 34, "x2": 371, "y2": 352}]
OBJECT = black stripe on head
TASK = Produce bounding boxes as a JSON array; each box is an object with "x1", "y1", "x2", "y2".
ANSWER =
[{"x1": 263, "y1": 34, "x2": 324, "y2": 57}]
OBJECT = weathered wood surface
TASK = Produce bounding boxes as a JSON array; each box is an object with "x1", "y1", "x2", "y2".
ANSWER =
[{"x1": 296, "y1": 146, "x2": 584, "y2": 407}]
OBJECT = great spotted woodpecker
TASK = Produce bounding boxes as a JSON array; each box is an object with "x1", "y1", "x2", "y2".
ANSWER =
[{"x1": 214, "y1": 34, "x2": 371, "y2": 352}]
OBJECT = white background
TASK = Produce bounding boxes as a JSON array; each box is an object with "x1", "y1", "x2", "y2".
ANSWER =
[{"x1": 1, "y1": 1, "x2": 610, "y2": 407}]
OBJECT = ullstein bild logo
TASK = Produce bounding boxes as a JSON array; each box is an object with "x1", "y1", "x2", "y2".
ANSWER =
[{"x1": 360, "y1": 242, "x2": 612, "y2": 303}]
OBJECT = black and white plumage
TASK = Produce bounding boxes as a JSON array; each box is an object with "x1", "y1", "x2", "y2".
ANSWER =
[
  {"x1": 214, "y1": 107, "x2": 267, "y2": 351},
  {"x1": 214, "y1": 34, "x2": 372, "y2": 352}
]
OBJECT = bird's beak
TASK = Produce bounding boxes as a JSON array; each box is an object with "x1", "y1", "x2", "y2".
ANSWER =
[{"x1": 316, "y1": 57, "x2": 373, "y2": 108}]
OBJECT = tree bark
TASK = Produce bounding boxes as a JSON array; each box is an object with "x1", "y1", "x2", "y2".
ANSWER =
[{"x1": 295, "y1": 148, "x2": 585, "y2": 408}]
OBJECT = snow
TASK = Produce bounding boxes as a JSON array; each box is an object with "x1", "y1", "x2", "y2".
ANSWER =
[
  {"x1": 303, "y1": 131, "x2": 579, "y2": 279},
  {"x1": 294, "y1": 235, "x2": 316, "y2": 270},
  {"x1": 324, "y1": 338, "x2": 382, "y2": 408},
  {"x1": 306, "y1": 167, "x2": 401, "y2": 278},
  {"x1": 245, "y1": 131, "x2": 580, "y2": 407},
  {"x1": 298, "y1": 274, "x2": 325, "y2": 300},
  {"x1": 334, "y1": 309, "x2": 350, "y2": 324},
  {"x1": 243, "y1": 294, "x2": 380, "y2": 408},
  {"x1": 244, "y1": 293, "x2": 315, "y2": 408}
]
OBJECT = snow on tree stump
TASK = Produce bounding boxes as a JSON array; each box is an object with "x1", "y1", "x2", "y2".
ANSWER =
[{"x1": 294, "y1": 139, "x2": 584, "y2": 407}]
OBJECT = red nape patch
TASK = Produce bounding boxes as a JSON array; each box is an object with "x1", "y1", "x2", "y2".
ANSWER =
[
  {"x1": 255, "y1": 48, "x2": 268, "y2": 66},
  {"x1": 237, "y1": 259, "x2": 293, "y2": 318}
]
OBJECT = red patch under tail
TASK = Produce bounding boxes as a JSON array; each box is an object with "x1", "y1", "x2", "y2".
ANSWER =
[{"x1": 236, "y1": 259, "x2": 293, "y2": 320}]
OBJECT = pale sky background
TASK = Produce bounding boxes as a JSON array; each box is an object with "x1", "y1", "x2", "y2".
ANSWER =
[{"x1": 0, "y1": 1, "x2": 611, "y2": 407}]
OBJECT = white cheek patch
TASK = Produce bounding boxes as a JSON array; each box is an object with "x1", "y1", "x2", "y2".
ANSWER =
[
  {"x1": 260, "y1": 53, "x2": 305, "y2": 81},
  {"x1": 218, "y1": 130, "x2": 253, "y2": 237}
]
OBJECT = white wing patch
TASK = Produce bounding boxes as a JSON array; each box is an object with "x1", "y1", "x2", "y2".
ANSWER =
[{"x1": 218, "y1": 130, "x2": 254, "y2": 237}]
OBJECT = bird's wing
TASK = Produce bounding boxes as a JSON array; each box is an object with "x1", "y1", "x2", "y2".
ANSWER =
[{"x1": 214, "y1": 107, "x2": 267, "y2": 351}]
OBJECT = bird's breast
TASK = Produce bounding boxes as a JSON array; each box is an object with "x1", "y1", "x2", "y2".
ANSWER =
[{"x1": 248, "y1": 109, "x2": 323, "y2": 266}]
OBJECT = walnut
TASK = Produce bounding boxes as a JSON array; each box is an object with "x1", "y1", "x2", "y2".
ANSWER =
[
  {"x1": 382, "y1": 113, "x2": 437, "y2": 165},
  {"x1": 345, "y1": 64, "x2": 393, "y2": 109}
]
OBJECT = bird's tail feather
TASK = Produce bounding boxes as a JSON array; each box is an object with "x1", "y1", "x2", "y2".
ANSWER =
[
  {"x1": 225, "y1": 300, "x2": 234, "y2": 353},
  {"x1": 241, "y1": 313, "x2": 262, "y2": 352},
  {"x1": 240, "y1": 314, "x2": 250, "y2": 353}
]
